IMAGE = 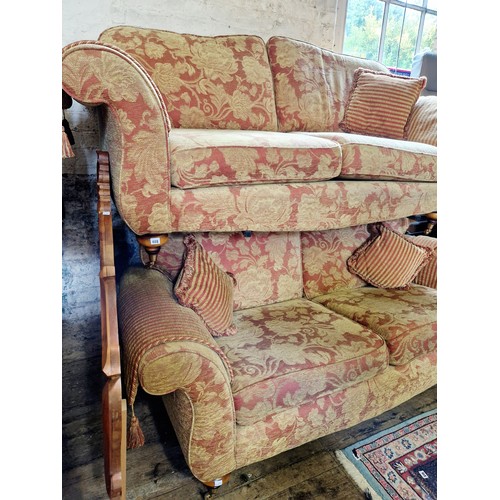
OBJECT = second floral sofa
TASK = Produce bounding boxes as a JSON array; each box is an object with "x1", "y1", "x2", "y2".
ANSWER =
[{"x1": 118, "y1": 219, "x2": 437, "y2": 485}]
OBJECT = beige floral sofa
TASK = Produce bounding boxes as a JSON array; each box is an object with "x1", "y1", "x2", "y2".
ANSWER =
[
  {"x1": 118, "y1": 221, "x2": 436, "y2": 485},
  {"x1": 61, "y1": 25, "x2": 437, "y2": 493},
  {"x1": 62, "y1": 25, "x2": 436, "y2": 241}
]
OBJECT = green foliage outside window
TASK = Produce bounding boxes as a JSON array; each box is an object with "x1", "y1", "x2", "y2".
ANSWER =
[{"x1": 344, "y1": 0, "x2": 437, "y2": 71}]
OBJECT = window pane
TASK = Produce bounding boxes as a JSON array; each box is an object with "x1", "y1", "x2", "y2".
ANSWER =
[
  {"x1": 420, "y1": 13, "x2": 437, "y2": 52},
  {"x1": 343, "y1": 0, "x2": 384, "y2": 60},
  {"x1": 382, "y1": 3, "x2": 420, "y2": 71},
  {"x1": 426, "y1": 0, "x2": 437, "y2": 11}
]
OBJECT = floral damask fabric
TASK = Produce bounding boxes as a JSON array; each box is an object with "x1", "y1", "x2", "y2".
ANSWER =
[
  {"x1": 266, "y1": 36, "x2": 388, "y2": 132},
  {"x1": 216, "y1": 298, "x2": 388, "y2": 425},
  {"x1": 234, "y1": 352, "x2": 436, "y2": 469},
  {"x1": 62, "y1": 41, "x2": 173, "y2": 235},
  {"x1": 313, "y1": 285, "x2": 437, "y2": 366},
  {"x1": 145, "y1": 231, "x2": 304, "y2": 311},
  {"x1": 168, "y1": 180, "x2": 437, "y2": 234},
  {"x1": 298, "y1": 132, "x2": 437, "y2": 182},
  {"x1": 99, "y1": 26, "x2": 278, "y2": 131},
  {"x1": 169, "y1": 128, "x2": 342, "y2": 188},
  {"x1": 301, "y1": 218, "x2": 411, "y2": 299}
]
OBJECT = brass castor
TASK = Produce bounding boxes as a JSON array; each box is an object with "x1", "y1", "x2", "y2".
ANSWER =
[{"x1": 136, "y1": 234, "x2": 169, "y2": 267}]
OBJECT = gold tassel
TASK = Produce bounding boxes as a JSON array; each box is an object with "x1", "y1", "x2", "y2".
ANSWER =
[
  {"x1": 62, "y1": 126, "x2": 75, "y2": 159},
  {"x1": 127, "y1": 407, "x2": 145, "y2": 449}
]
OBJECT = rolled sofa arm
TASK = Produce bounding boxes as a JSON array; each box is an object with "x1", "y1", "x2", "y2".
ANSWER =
[
  {"x1": 62, "y1": 41, "x2": 173, "y2": 234},
  {"x1": 117, "y1": 267, "x2": 237, "y2": 482}
]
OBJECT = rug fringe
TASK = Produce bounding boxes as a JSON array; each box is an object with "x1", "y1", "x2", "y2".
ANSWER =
[{"x1": 335, "y1": 450, "x2": 383, "y2": 500}]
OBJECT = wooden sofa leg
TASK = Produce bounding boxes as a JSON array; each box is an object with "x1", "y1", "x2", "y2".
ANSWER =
[
  {"x1": 202, "y1": 474, "x2": 231, "y2": 499},
  {"x1": 136, "y1": 234, "x2": 169, "y2": 267}
]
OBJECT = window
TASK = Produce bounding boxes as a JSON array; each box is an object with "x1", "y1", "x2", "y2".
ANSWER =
[{"x1": 342, "y1": 0, "x2": 437, "y2": 74}]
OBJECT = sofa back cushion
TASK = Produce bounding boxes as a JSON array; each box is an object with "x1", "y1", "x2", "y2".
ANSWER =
[
  {"x1": 301, "y1": 218, "x2": 411, "y2": 299},
  {"x1": 266, "y1": 36, "x2": 389, "y2": 132},
  {"x1": 99, "y1": 26, "x2": 278, "y2": 131},
  {"x1": 143, "y1": 231, "x2": 303, "y2": 310}
]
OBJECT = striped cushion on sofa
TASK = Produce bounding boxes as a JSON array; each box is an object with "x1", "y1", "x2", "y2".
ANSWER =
[
  {"x1": 407, "y1": 96, "x2": 437, "y2": 146},
  {"x1": 339, "y1": 68, "x2": 427, "y2": 140},
  {"x1": 174, "y1": 234, "x2": 237, "y2": 337},
  {"x1": 347, "y1": 223, "x2": 432, "y2": 289},
  {"x1": 408, "y1": 235, "x2": 437, "y2": 288}
]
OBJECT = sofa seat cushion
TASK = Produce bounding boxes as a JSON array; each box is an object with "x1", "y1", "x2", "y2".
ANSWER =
[
  {"x1": 313, "y1": 285, "x2": 436, "y2": 366},
  {"x1": 298, "y1": 132, "x2": 437, "y2": 182},
  {"x1": 169, "y1": 129, "x2": 342, "y2": 188},
  {"x1": 215, "y1": 298, "x2": 388, "y2": 425}
]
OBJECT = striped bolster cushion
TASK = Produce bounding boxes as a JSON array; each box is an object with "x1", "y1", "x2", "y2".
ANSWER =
[
  {"x1": 174, "y1": 234, "x2": 237, "y2": 337},
  {"x1": 347, "y1": 224, "x2": 432, "y2": 289},
  {"x1": 340, "y1": 68, "x2": 427, "y2": 140},
  {"x1": 406, "y1": 96, "x2": 437, "y2": 146},
  {"x1": 407, "y1": 235, "x2": 437, "y2": 288}
]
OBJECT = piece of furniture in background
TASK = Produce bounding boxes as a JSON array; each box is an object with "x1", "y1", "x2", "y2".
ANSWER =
[
  {"x1": 411, "y1": 51, "x2": 437, "y2": 96},
  {"x1": 407, "y1": 212, "x2": 437, "y2": 237}
]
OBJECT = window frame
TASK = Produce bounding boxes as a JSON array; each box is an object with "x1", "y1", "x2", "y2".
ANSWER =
[{"x1": 334, "y1": 0, "x2": 437, "y2": 70}]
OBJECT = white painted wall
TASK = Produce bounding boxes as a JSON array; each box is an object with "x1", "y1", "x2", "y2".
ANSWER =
[{"x1": 62, "y1": 0, "x2": 342, "y2": 174}]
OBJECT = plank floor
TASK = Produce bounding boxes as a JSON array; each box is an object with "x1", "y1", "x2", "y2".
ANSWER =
[{"x1": 62, "y1": 174, "x2": 437, "y2": 499}]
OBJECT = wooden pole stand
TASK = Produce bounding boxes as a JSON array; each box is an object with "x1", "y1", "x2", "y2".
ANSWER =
[{"x1": 97, "y1": 151, "x2": 127, "y2": 499}]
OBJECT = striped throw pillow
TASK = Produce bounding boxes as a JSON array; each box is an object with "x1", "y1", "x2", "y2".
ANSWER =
[
  {"x1": 174, "y1": 235, "x2": 237, "y2": 337},
  {"x1": 347, "y1": 224, "x2": 432, "y2": 289},
  {"x1": 406, "y1": 96, "x2": 437, "y2": 146},
  {"x1": 407, "y1": 235, "x2": 437, "y2": 288},
  {"x1": 340, "y1": 68, "x2": 427, "y2": 140}
]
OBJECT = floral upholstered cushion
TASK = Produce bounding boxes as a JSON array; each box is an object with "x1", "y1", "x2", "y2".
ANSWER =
[
  {"x1": 313, "y1": 285, "x2": 437, "y2": 366},
  {"x1": 301, "y1": 218, "x2": 411, "y2": 299},
  {"x1": 174, "y1": 235, "x2": 237, "y2": 337},
  {"x1": 266, "y1": 36, "x2": 388, "y2": 132},
  {"x1": 99, "y1": 26, "x2": 278, "y2": 131},
  {"x1": 299, "y1": 132, "x2": 437, "y2": 182},
  {"x1": 216, "y1": 298, "x2": 388, "y2": 425},
  {"x1": 144, "y1": 231, "x2": 304, "y2": 311},
  {"x1": 347, "y1": 223, "x2": 432, "y2": 289},
  {"x1": 339, "y1": 69, "x2": 427, "y2": 140},
  {"x1": 169, "y1": 128, "x2": 342, "y2": 188}
]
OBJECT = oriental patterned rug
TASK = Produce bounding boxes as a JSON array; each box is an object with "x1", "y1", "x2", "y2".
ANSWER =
[{"x1": 336, "y1": 409, "x2": 437, "y2": 500}]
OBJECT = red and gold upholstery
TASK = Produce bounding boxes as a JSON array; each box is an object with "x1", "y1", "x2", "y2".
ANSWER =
[
  {"x1": 169, "y1": 128, "x2": 342, "y2": 189},
  {"x1": 62, "y1": 29, "x2": 437, "y2": 235},
  {"x1": 217, "y1": 298, "x2": 388, "y2": 425},
  {"x1": 313, "y1": 285, "x2": 437, "y2": 366},
  {"x1": 99, "y1": 26, "x2": 278, "y2": 131},
  {"x1": 266, "y1": 36, "x2": 388, "y2": 132}
]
